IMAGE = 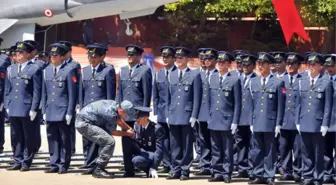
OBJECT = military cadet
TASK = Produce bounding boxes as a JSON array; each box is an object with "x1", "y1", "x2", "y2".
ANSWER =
[
  {"x1": 59, "y1": 40, "x2": 81, "y2": 155},
  {"x1": 125, "y1": 106, "x2": 165, "y2": 178},
  {"x1": 206, "y1": 51, "x2": 240, "y2": 183},
  {"x1": 232, "y1": 50, "x2": 248, "y2": 76},
  {"x1": 76, "y1": 100, "x2": 136, "y2": 178},
  {"x1": 153, "y1": 46, "x2": 177, "y2": 173},
  {"x1": 0, "y1": 50, "x2": 11, "y2": 154},
  {"x1": 78, "y1": 43, "x2": 116, "y2": 175},
  {"x1": 117, "y1": 44, "x2": 152, "y2": 177},
  {"x1": 271, "y1": 52, "x2": 288, "y2": 78},
  {"x1": 37, "y1": 51, "x2": 50, "y2": 63},
  {"x1": 233, "y1": 54, "x2": 258, "y2": 179},
  {"x1": 42, "y1": 43, "x2": 77, "y2": 174},
  {"x1": 300, "y1": 52, "x2": 316, "y2": 77},
  {"x1": 249, "y1": 52, "x2": 285, "y2": 185},
  {"x1": 277, "y1": 52, "x2": 303, "y2": 182},
  {"x1": 295, "y1": 53, "x2": 333, "y2": 185},
  {"x1": 323, "y1": 54, "x2": 336, "y2": 184},
  {"x1": 4, "y1": 42, "x2": 42, "y2": 171},
  {"x1": 166, "y1": 47, "x2": 201, "y2": 180},
  {"x1": 194, "y1": 48, "x2": 218, "y2": 176}
]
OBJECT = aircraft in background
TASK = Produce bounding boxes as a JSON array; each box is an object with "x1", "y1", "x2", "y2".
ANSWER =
[{"x1": 0, "y1": 0, "x2": 178, "y2": 47}]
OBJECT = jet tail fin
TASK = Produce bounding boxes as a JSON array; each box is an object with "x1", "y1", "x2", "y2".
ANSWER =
[{"x1": 0, "y1": 19, "x2": 19, "y2": 35}]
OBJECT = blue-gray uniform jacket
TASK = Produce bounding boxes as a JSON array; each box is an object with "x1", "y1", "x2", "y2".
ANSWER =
[
  {"x1": 117, "y1": 63, "x2": 152, "y2": 121},
  {"x1": 198, "y1": 69, "x2": 218, "y2": 122},
  {"x1": 66, "y1": 58, "x2": 81, "y2": 104},
  {"x1": 153, "y1": 66, "x2": 177, "y2": 123},
  {"x1": 329, "y1": 78, "x2": 336, "y2": 132},
  {"x1": 295, "y1": 75, "x2": 333, "y2": 132},
  {"x1": 208, "y1": 72, "x2": 242, "y2": 130},
  {"x1": 239, "y1": 73, "x2": 257, "y2": 126},
  {"x1": 167, "y1": 68, "x2": 202, "y2": 125},
  {"x1": 134, "y1": 121, "x2": 165, "y2": 169},
  {"x1": 32, "y1": 58, "x2": 49, "y2": 70},
  {"x1": 249, "y1": 75, "x2": 285, "y2": 132},
  {"x1": 4, "y1": 62, "x2": 42, "y2": 117},
  {"x1": 41, "y1": 63, "x2": 77, "y2": 122},
  {"x1": 281, "y1": 73, "x2": 302, "y2": 130},
  {"x1": 0, "y1": 55, "x2": 11, "y2": 107},
  {"x1": 79, "y1": 62, "x2": 116, "y2": 108},
  {"x1": 77, "y1": 100, "x2": 118, "y2": 132}
]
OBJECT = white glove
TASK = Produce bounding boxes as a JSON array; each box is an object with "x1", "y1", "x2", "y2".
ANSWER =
[
  {"x1": 166, "y1": 118, "x2": 169, "y2": 124},
  {"x1": 250, "y1": 125, "x2": 253, "y2": 133},
  {"x1": 43, "y1": 114, "x2": 46, "y2": 121},
  {"x1": 321, "y1": 126, "x2": 328, "y2": 137},
  {"x1": 29, "y1": 111, "x2": 37, "y2": 121},
  {"x1": 76, "y1": 108, "x2": 80, "y2": 114},
  {"x1": 0, "y1": 103, "x2": 3, "y2": 112},
  {"x1": 231, "y1": 123, "x2": 238, "y2": 135},
  {"x1": 190, "y1": 117, "x2": 197, "y2": 127},
  {"x1": 275, "y1": 125, "x2": 281, "y2": 138},
  {"x1": 66, "y1": 115, "x2": 72, "y2": 125},
  {"x1": 6, "y1": 109, "x2": 9, "y2": 114},
  {"x1": 149, "y1": 168, "x2": 158, "y2": 178},
  {"x1": 296, "y1": 124, "x2": 301, "y2": 135}
]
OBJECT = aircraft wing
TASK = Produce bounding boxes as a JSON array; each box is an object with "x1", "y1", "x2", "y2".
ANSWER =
[{"x1": 0, "y1": 19, "x2": 19, "y2": 35}]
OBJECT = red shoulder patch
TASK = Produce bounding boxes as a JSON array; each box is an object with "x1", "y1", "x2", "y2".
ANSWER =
[
  {"x1": 282, "y1": 87, "x2": 286, "y2": 94},
  {"x1": 0, "y1": 72, "x2": 5, "y2": 79},
  {"x1": 72, "y1": 76, "x2": 77, "y2": 83}
]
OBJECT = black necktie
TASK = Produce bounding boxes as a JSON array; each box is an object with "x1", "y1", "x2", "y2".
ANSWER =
[
  {"x1": 311, "y1": 79, "x2": 315, "y2": 88},
  {"x1": 53, "y1": 67, "x2": 57, "y2": 77},
  {"x1": 18, "y1": 64, "x2": 22, "y2": 73},
  {"x1": 206, "y1": 71, "x2": 210, "y2": 83},
  {"x1": 92, "y1": 68, "x2": 96, "y2": 78},
  {"x1": 219, "y1": 76, "x2": 223, "y2": 87},
  {"x1": 166, "y1": 70, "x2": 169, "y2": 81},
  {"x1": 129, "y1": 69, "x2": 132, "y2": 78},
  {"x1": 331, "y1": 76, "x2": 333, "y2": 81},
  {"x1": 243, "y1": 76, "x2": 248, "y2": 87},
  {"x1": 179, "y1": 70, "x2": 183, "y2": 82},
  {"x1": 262, "y1": 78, "x2": 266, "y2": 89},
  {"x1": 290, "y1": 76, "x2": 293, "y2": 87}
]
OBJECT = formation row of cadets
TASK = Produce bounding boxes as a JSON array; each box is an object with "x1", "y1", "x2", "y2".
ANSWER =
[{"x1": 0, "y1": 41, "x2": 335, "y2": 185}]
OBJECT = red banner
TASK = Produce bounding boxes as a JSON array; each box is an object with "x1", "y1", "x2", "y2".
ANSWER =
[{"x1": 272, "y1": 0, "x2": 310, "y2": 45}]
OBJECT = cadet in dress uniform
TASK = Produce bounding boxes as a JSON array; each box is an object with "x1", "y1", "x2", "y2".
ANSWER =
[
  {"x1": 78, "y1": 43, "x2": 116, "y2": 175},
  {"x1": 278, "y1": 52, "x2": 303, "y2": 182},
  {"x1": 76, "y1": 100, "x2": 136, "y2": 178},
  {"x1": 194, "y1": 48, "x2": 218, "y2": 176},
  {"x1": 41, "y1": 43, "x2": 77, "y2": 174},
  {"x1": 127, "y1": 107, "x2": 165, "y2": 178},
  {"x1": 117, "y1": 44, "x2": 152, "y2": 177},
  {"x1": 233, "y1": 54, "x2": 258, "y2": 179},
  {"x1": 4, "y1": 42, "x2": 42, "y2": 171},
  {"x1": 153, "y1": 46, "x2": 177, "y2": 173},
  {"x1": 231, "y1": 50, "x2": 248, "y2": 76},
  {"x1": 166, "y1": 47, "x2": 201, "y2": 181},
  {"x1": 207, "y1": 51, "x2": 241, "y2": 183},
  {"x1": 59, "y1": 40, "x2": 81, "y2": 155},
  {"x1": 295, "y1": 53, "x2": 333, "y2": 185},
  {"x1": 248, "y1": 52, "x2": 285, "y2": 185},
  {"x1": 0, "y1": 51, "x2": 11, "y2": 153},
  {"x1": 323, "y1": 54, "x2": 336, "y2": 184},
  {"x1": 36, "y1": 51, "x2": 50, "y2": 63}
]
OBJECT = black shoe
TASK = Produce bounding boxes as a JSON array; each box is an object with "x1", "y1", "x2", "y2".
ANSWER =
[
  {"x1": 248, "y1": 178, "x2": 267, "y2": 184},
  {"x1": 313, "y1": 181, "x2": 322, "y2": 185},
  {"x1": 158, "y1": 167, "x2": 170, "y2": 173},
  {"x1": 58, "y1": 168, "x2": 67, "y2": 174},
  {"x1": 233, "y1": 171, "x2": 249, "y2": 178},
  {"x1": 7, "y1": 159, "x2": 15, "y2": 165},
  {"x1": 208, "y1": 175, "x2": 224, "y2": 182},
  {"x1": 77, "y1": 165, "x2": 88, "y2": 169},
  {"x1": 249, "y1": 175, "x2": 256, "y2": 181},
  {"x1": 0, "y1": 148, "x2": 3, "y2": 154},
  {"x1": 81, "y1": 168, "x2": 95, "y2": 175},
  {"x1": 166, "y1": 174, "x2": 180, "y2": 180},
  {"x1": 293, "y1": 175, "x2": 302, "y2": 182},
  {"x1": 44, "y1": 168, "x2": 59, "y2": 173},
  {"x1": 266, "y1": 179, "x2": 275, "y2": 185},
  {"x1": 224, "y1": 177, "x2": 232, "y2": 183},
  {"x1": 323, "y1": 178, "x2": 335, "y2": 184},
  {"x1": 180, "y1": 175, "x2": 189, "y2": 181},
  {"x1": 279, "y1": 175, "x2": 294, "y2": 181},
  {"x1": 123, "y1": 172, "x2": 135, "y2": 177},
  {"x1": 193, "y1": 156, "x2": 200, "y2": 163},
  {"x1": 194, "y1": 170, "x2": 211, "y2": 175},
  {"x1": 20, "y1": 166, "x2": 30, "y2": 172},
  {"x1": 92, "y1": 168, "x2": 114, "y2": 179},
  {"x1": 7, "y1": 165, "x2": 21, "y2": 171},
  {"x1": 301, "y1": 180, "x2": 314, "y2": 185}
]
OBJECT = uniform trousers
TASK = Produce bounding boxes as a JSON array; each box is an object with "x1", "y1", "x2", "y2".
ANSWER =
[
  {"x1": 75, "y1": 117, "x2": 115, "y2": 168},
  {"x1": 46, "y1": 121, "x2": 72, "y2": 170},
  {"x1": 197, "y1": 121, "x2": 211, "y2": 172},
  {"x1": 34, "y1": 109, "x2": 42, "y2": 152},
  {"x1": 70, "y1": 116, "x2": 76, "y2": 154},
  {"x1": 235, "y1": 126, "x2": 253, "y2": 175},
  {"x1": 324, "y1": 132, "x2": 335, "y2": 181},
  {"x1": 10, "y1": 117, "x2": 36, "y2": 168},
  {"x1": 170, "y1": 124, "x2": 194, "y2": 177},
  {"x1": 0, "y1": 111, "x2": 4, "y2": 152},
  {"x1": 122, "y1": 121, "x2": 135, "y2": 174},
  {"x1": 193, "y1": 121, "x2": 201, "y2": 161},
  {"x1": 157, "y1": 122, "x2": 171, "y2": 169}
]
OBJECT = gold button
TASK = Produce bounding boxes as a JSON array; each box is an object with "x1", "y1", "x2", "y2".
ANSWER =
[
  {"x1": 178, "y1": 96, "x2": 180, "y2": 98},
  {"x1": 261, "y1": 110, "x2": 263, "y2": 112},
  {"x1": 204, "y1": 95, "x2": 206, "y2": 97},
  {"x1": 16, "y1": 83, "x2": 19, "y2": 86},
  {"x1": 288, "y1": 108, "x2": 290, "y2": 110},
  {"x1": 288, "y1": 101, "x2": 291, "y2": 103},
  {"x1": 177, "y1": 103, "x2": 180, "y2": 105},
  {"x1": 243, "y1": 93, "x2": 246, "y2": 96},
  {"x1": 15, "y1": 96, "x2": 18, "y2": 99},
  {"x1": 92, "y1": 92, "x2": 94, "y2": 94},
  {"x1": 261, "y1": 96, "x2": 264, "y2": 99},
  {"x1": 308, "y1": 110, "x2": 310, "y2": 112},
  {"x1": 243, "y1": 99, "x2": 245, "y2": 101},
  {"x1": 52, "y1": 99, "x2": 54, "y2": 102},
  {"x1": 53, "y1": 86, "x2": 55, "y2": 88},
  {"x1": 218, "y1": 94, "x2": 220, "y2": 97},
  {"x1": 261, "y1": 103, "x2": 263, "y2": 106},
  {"x1": 92, "y1": 85, "x2": 94, "y2": 88},
  {"x1": 289, "y1": 94, "x2": 292, "y2": 96},
  {"x1": 309, "y1": 96, "x2": 312, "y2": 99},
  {"x1": 178, "y1": 89, "x2": 181, "y2": 91},
  {"x1": 216, "y1": 108, "x2": 219, "y2": 111},
  {"x1": 309, "y1": 103, "x2": 311, "y2": 105},
  {"x1": 217, "y1": 101, "x2": 219, "y2": 103},
  {"x1": 15, "y1": 90, "x2": 18, "y2": 92},
  {"x1": 52, "y1": 92, "x2": 55, "y2": 95},
  {"x1": 242, "y1": 106, "x2": 244, "y2": 108},
  {"x1": 290, "y1": 88, "x2": 292, "y2": 90}
]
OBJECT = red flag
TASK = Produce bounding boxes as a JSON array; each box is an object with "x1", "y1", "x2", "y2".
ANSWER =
[{"x1": 272, "y1": 0, "x2": 310, "y2": 45}]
